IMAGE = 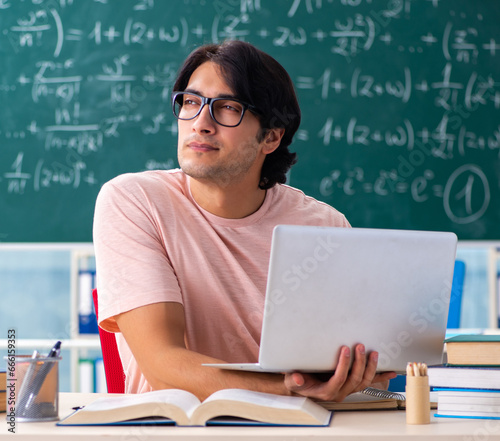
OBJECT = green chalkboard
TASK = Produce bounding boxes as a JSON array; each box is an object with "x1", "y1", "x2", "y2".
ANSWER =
[{"x1": 1, "y1": 1, "x2": 499, "y2": 241}]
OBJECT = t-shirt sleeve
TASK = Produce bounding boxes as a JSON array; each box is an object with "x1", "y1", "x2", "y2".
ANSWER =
[
  {"x1": 341, "y1": 214, "x2": 351, "y2": 228},
  {"x1": 93, "y1": 176, "x2": 182, "y2": 333}
]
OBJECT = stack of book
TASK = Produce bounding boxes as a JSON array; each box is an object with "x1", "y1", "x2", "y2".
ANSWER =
[{"x1": 429, "y1": 334, "x2": 500, "y2": 419}]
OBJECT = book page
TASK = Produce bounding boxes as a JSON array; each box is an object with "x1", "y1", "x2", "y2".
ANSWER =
[
  {"x1": 59, "y1": 389, "x2": 201, "y2": 426},
  {"x1": 191, "y1": 389, "x2": 331, "y2": 426},
  {"x1": 82, "y1": 389, "x2": 201, "y2": 414},
  {"x1": 202, "y1": 389, "x2": 311, "y2": 409}
]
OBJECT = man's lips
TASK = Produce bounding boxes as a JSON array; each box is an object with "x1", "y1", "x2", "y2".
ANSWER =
[{"x1": 188, "y1": 142, "x2": 219, "y2": 152}]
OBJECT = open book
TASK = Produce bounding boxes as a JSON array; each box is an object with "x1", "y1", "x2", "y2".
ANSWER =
[{"x1": 57, "y1": 388, "x2": 332, "y2": 427}]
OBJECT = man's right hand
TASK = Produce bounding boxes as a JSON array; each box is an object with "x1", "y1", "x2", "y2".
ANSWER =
[{"x1": 284, "y1": 344, "x2": 397, "y2": 402}]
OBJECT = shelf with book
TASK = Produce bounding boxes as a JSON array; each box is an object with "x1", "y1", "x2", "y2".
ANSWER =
[
  {"x1": 69, "y1": 247, "x2": 104, "y2": 393},
  {"x1": 453, "y1": 241, "x2": 500, "y2": 329},
  {"x1": 0, "y1": 243, "x2": 103, "y2": 393}
]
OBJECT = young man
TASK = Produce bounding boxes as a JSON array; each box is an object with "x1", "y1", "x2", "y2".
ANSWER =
[{"x1": 93, "y1": 40, "x2": 395, "y2": 401}]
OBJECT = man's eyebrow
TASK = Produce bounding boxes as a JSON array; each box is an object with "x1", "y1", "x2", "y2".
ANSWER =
[
  {"x1": 183, "y1": 88, "x2": 201, "y2": 95},
  {"x1": 183, "y1": 88, "x2": 239, "y2": 100}
]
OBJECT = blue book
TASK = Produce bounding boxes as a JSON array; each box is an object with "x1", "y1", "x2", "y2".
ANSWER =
[
  {"x1": 78, "y1": 270, "x2": 98, "y2": 334},
  {"x1": 435, "y1": 414, "x2": 500, "y2": 420},
  {"x1": 434, "y1": 388, "x2": 500, "y2": 419}
]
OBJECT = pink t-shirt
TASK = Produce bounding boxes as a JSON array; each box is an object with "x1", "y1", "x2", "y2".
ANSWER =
[{"x1": 93, "y1": 169, "x2": 350, "y2": 393}]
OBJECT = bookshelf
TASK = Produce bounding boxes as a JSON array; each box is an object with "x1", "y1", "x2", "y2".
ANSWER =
[
  {"x1": 456, "y1": 241, "x2": 500, "y2": 329},
  {"x1": 69, "y1": 246, "x2": 104, "y2": 393},
  {"x1": 0, "y1": 243, "x2": 102, "y2": 393}
]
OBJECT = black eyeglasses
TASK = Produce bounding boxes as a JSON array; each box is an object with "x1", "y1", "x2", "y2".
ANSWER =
[{"x1": 171, "y1": 91, "x2": 258, "y2": 127}]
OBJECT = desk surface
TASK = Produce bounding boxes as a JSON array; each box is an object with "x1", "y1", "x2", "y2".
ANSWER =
[{"x1": 5, "y1": 392, "x2": 500, "y2": 440}]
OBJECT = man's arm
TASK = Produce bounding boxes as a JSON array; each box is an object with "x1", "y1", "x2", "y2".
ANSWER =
[
  {"x1": 115, "y1": 301, "x2": 396, "y2": 401},
  {"x1": 115, "y1": 301, "x2": 288, "y2": 400}
]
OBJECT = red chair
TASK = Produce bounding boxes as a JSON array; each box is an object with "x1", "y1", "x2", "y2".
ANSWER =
[{"x1": 92, "y1": 289, "x2": 125, "y2": 393}]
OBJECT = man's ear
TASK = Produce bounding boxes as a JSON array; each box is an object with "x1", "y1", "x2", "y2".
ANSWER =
[{"x1": 261, "y1": 128, "x2": 285, "y2": 155}]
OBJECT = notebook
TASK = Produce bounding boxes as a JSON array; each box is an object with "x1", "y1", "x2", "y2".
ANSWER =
[{"x1": 204, "y1": 225, "x2": 458, "y2": 374}]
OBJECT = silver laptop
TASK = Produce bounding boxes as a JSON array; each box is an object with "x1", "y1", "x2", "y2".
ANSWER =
[{"x1": 204, "y1": 225, "x2": 458, "y2": 374}]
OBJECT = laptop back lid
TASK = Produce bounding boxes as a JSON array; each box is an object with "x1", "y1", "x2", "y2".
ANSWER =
[{"x1": 258, "y1": 225, "x2": 458, "y2": 373}]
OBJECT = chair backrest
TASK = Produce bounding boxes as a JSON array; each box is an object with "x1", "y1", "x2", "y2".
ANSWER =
[{"x1": 92, "y1": 289, "x2": 125, "y2": 393}]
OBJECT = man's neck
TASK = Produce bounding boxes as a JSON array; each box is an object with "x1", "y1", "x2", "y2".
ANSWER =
[{"x1": 189, "y1": 177, "x2": 267, "y2": 219}]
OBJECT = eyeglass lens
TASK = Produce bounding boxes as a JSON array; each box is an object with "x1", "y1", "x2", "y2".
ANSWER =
[{"x1": 173, "y1": 92, "x2": 245, "y2": 127}]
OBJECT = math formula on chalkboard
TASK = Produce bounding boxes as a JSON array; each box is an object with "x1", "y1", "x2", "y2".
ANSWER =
[{"x1": 1, "y1": 1, "x2": 499, "y2": 241}]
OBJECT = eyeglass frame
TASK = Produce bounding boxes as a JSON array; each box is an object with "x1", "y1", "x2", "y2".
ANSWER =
[{"x1": 171, "y1": 91, "x2": 259, "y2": 128}]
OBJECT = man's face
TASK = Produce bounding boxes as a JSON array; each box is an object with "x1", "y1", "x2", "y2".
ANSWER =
[{"x1": 177, "y1": 61, "x2": 267, "y2": 187}]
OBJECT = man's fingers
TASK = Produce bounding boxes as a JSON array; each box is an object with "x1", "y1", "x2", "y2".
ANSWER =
[
  {"x1": 332, "y1": 344, "x2": 369, "y2": 394},
  {"x1": 284, "y1": 372, "x2": 307, "y2": 391},
  {"x1": 283, "y1": 344, "x2": 396, "y2": 403},
  {"x1": 345, "y1": 344, "x2": 367, "y2": 386},
  {"x1": 361, "y1": 351, "x2": 379, "y2": 384}
]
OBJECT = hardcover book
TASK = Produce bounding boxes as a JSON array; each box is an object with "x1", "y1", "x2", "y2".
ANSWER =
[
  {"x1": 57, "y1": 388, "x2": 332, "y2": 427},
  {"x1": 445, "y1": 334, "x2": 500, "y2": 366},
  {"x1": 435, "y1": 388, "x2": 500, "y2": 419},
  {"x1": 429, "y1": 365, "x2": 500, "y2": 390}
]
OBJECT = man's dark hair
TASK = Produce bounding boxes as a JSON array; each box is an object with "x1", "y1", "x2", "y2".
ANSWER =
[{"x1": 173, "y1": 40, "x2": 300, "y2": 189}]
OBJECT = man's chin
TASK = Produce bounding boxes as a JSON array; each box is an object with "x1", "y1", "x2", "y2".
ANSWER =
[
  {"x1": 181, "y1": 164, "x2": 241, "y2": 189},
  {"x1": 179, "y1": 162, "x2": 212, "y2": 180}
]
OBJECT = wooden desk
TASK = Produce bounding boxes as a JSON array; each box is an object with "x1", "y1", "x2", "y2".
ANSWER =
[{"x1": 6, "y1": 392, "x2": 500, "y2": 440}]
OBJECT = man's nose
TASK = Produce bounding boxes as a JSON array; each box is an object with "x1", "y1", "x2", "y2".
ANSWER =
[{"x1": 192, "y1": 103, "x2": 216, "y2": 134}]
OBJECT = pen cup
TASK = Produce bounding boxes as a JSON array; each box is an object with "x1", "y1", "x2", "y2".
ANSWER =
[
  {"x1": 405, "y1": 375, "x2": 431, "y2": 425},
  {"x1": 4, "y1": 355, "x2": 61, "y2": 422}
]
